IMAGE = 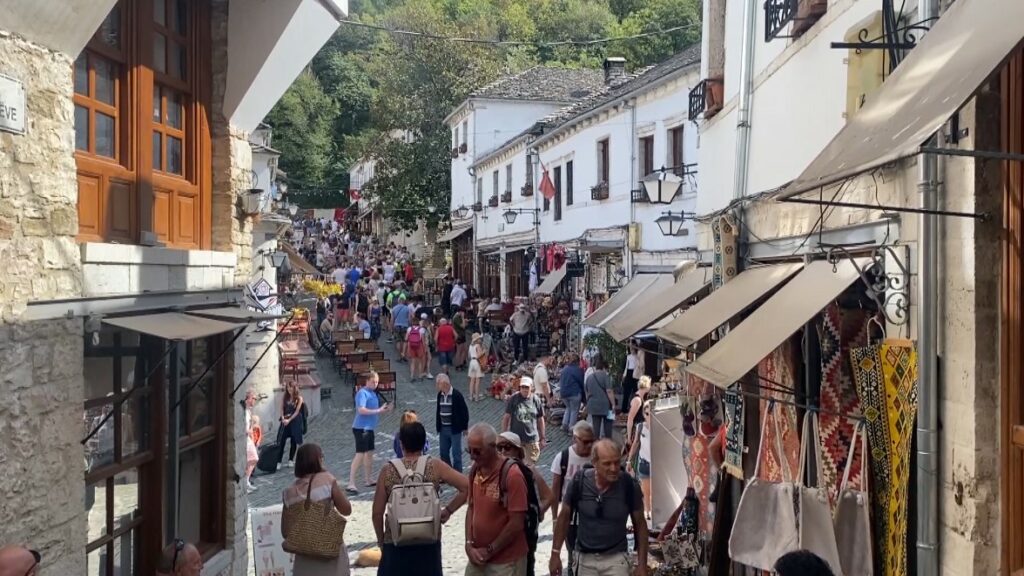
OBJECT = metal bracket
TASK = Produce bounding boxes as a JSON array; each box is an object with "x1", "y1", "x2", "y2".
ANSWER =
[
  {"x1": 780, "y1": 196, "x2": 988, "y2": 220},
  {"x1": 822, "y1": 243, "x2": 910, "y2": 326}
]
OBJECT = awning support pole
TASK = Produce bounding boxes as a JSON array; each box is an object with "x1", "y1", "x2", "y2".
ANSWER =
[
  {"x1": 167, "y1": 343, "x2": 180, "y2": 542},
  {"x1": 231, "y1": 314, "x2": 296, "y2": 398},
  {"x1": 779, "y1": 196, "x2": 987, "y2": 220},
  {"x1": 919, "y1": 146, "x2": 1024, "y2": 162}
]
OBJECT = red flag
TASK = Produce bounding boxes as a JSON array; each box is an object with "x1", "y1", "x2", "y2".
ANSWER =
[{"x1": 539, "y1": 169, "x2": 556, "y2": 200}]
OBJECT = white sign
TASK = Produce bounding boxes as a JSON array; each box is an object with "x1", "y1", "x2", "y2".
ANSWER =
[
  {"x1": 251, "y1": 504, "x2": 293, "y2": 576},
  {"x1": 0, "y1": 74, "x2": 25, "y2": 135}
]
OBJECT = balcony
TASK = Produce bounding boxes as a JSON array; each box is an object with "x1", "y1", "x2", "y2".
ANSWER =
[
  {"x1": 521, "y1": 184, "x2": 534, "y2": 197},
  {"x1": 630, "y1": 188, "x2": 647, "y2": 203},
  {"x1": 451, "y1": 147, "x2": 459, "y2": 159},
  {"x1": 688, "y1": 77, "x2": 724, "y2": 121},
  {"x1": 501, "y1": 190, "x2": 513, "y2": 203},
  {"x1": 488, "y1": 195, "x2": 499, "y2": 208},
  {"x1": 459, "y1": 143, "x2": 468, "y2": 154},
  {"x1": 591, "y1": 182, "x2": 609, "y2": 201},
  {"x1": 472, "y1": 202, "x2": 483, "y2": 212},
  {"x1": 765, "y1": 0, "x2": 826, "y2": 41}
]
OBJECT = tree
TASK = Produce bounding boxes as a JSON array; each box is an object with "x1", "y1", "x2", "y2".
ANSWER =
[{"x1": 265, "y1": 70, "x2": 339, "y2": 190}]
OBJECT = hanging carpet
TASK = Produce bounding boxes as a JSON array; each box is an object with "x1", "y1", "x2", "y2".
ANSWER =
[{"x1": 756, "y1": 340, "x2": 801, "y2": 483}]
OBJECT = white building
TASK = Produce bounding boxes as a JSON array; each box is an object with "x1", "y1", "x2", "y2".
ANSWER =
[
  {"x1": 0, "y1": 1, "x2": 347, "y2": 574},
  {"x1": 683, "y1": 0, "x2": 1024, "y2": 573}
]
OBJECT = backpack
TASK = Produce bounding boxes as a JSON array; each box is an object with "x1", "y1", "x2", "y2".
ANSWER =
[
  {"x1": 406, "y1": 326, "x2": 424, "y2": 349},
  {"x1": 386, "y1": 457, "x2": 441, "y2": 546},
  {"x1": 470, "y1": 459, "x2": 542, "y2": 552},
  {"x1": 567, "y1": 467, "x2": 637, "y2": 552}
]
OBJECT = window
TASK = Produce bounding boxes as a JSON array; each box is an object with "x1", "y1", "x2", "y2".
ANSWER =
[
  {"x1": 525, "y1": 157, "x2": 534, "y2": 193},
  {"x1": 597, "y1": 139, "x2": 610, "y2": 183},
  {"x1": 492, "y1": 170, "x2": 499, "y2": 197},
  {"x1": 462, "y1": 121, "x2": 468, "y2": 148},
  {"x1": 639, "y1": 135, "x2": 654, "y2": 177},
  {"x1": 669, "y1": 126, "x2": 684, "y2": 172},
  {"x1": 74, "y1": 0, "x2": 211, "y2": 249},
  {"x1": 453, "y1": 128, "x2": 458, "y2": 148},
  {"x1": 554, "y1": 166, "x2": 562, "y2": 221},
  {"x1": 476, "y1": 177, "x2": 483, "y2": 205},
  {"x1": 566, "y1": 161, "x2": 574, "y2": 205},
  {"x1": 505, "y1": 164, "x2": 513, "y2": 193},
  {"x1": 83, "y1": 328, "x2": 229, "y2": 575},
  {"x1": 543, "y1": 167, "x2": 550, "y2": 211}
]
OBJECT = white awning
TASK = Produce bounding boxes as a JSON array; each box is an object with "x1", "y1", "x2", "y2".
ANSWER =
[
  {"x1": 780, "y1": 0, "x2": 1024, "y2": 197},
  {"x1": 655, "y1": 263, "x2": 803, "y2": 347},
  {"x1": 603, "y1": 266, "x2": 713, "y2": 342},
  {"x1": 439, "y1": 222, "x2": 473, "y2": 242},
  {"x1": 103, "y1": 313, "x2": 245, "y2": 341},
  {"x1": 534, "y1": 264, "x2": 567, "y2": 295},
  {"x1": 685, "y1": 258, "x2": 869, "y2": 388},
  {"x1": 583, "y1": 274, "x2": 672, "y2": 328}
]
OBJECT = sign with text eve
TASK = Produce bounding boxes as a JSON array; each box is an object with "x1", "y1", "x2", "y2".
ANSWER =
[{"x1": 0, "y1": 74, "x2": 25, "y2": 135}]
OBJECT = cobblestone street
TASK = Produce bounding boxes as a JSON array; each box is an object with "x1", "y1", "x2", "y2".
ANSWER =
[{"x1": 246, "y1": 336, "x2": 575, "y2": 575}]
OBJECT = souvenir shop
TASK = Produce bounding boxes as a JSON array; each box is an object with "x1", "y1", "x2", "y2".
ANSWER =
[{"x1": 588, "y1": 250, "x2": 915, "y2": 576}]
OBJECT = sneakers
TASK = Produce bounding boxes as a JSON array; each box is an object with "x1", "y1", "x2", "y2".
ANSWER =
[
  {"x1": 247, "y1": 482, "x2": 257, "y2": 494},
  {"x1": 276, "y1": 463, "x2": 282, "y2": 472},
  {"x1": 286, "y1": 460, "x2": 295, "y2": 468},
  {"x1": 425, "y1": 373, "x2": 435, "y2": 380}
]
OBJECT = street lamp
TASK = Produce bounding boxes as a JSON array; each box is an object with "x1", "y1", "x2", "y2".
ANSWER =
[
  {"x1": 502, "y1": 208, "x2": 540, "y2": 225},
  {"x1": 287, "y1": 202, "x2": 299, "y2": 216},
  {"x1": 270, "y1": 250, "x2": 287, "y2": 267},
  {"x1": 655, "y1": 210, "x2": 696, "y2": 237},
  {"x1": 452, "y1": 205, "x2": 470, "y2": 219},
  {"x1": 642, "y1": 167, "x2": 684, "y2": 204}
]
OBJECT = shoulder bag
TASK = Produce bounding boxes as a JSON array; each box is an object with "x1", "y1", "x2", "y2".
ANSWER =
[
  {"x1": 834, "y1": 421, "x2": 874, "y2": 576},
  {"x1": 282, "y1": 473, "x2": 347, "y2": 558},
  {"x1": 797, "y1": 412, "x2": 842, "y2": 573},
  {"x1": 728, "y1": 401, "x2": 799, "y2": 570}
]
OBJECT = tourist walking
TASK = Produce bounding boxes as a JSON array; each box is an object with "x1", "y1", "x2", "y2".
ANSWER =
[
  {"x1": 435, "y1": 318, "x2": 457, "y2": 375},
  {"x1": 584, "y1": 357, "x2": 615, "y2": 439},
  {"x1": 549, "y1": 421, "x2": 596, "y2": 519},
  {"x1": 282, "y1": 444, "x2": 352, "y2": 576},
  {"x1": 407, "y1": 317, "x2": 429, "y2": 382},
  {"x1": 465, "y1": 424, "x2": 530, "y2": 576},
  {"x1": 391, "y1": 297, "x2": 411, "y2": 355},
  {"x1": 550, "y1": 440, "x2": 647, "y2": 576},
  {"x1": 496, "y1": 431, "x2": 555, "y2": 576},
  {"x1": 501, "y1": 377, "x2": 546, "y2": 465},
  {"x1": 276, "y1": 381, "x2": 305, "y2": 469},
  {"x1": 626, "y1": 401, "x2": 653, "y2": 521},
  {"x1": 625, "y1": 375, "x2": 652, "y2": 450},
  {"x1": 436, "y1": 374, "x2": 470, "y2": 472},
  {"x1": 372, "y1": 422, "x2": 469, "y2": 576},
  {"x1": 453, "y1": 309, "x2": 469, "y2": 370},
  {"x1": 509, "y1": 305, "x2": 533, "y2": 361},
  {"x1": 348, "y1": 372, "x2": 391, "y2": 494},
  {"x1": 559, "y1": 354, "x2": 585, "y2": 432},
  {"x1": 468, "y1": 333, "x2": 485, "y2": 401},
  {"x1": 619, "y1": 343, "x2": 643, "y2": 414}
]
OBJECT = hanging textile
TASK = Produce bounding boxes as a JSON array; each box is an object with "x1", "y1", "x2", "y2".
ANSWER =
[
  {"x1": 756, "y1": 341, "x2": 801, "y2": 483},
  {"x1": 817, "y1": 304, "x2": 871, "y2": 507},
  {"x1": 682, "y1": 375, "x2": 717, "y2": 535},
  {"x1": 529, "y1": 260, "x2": 539, "y2": 292},
  {"x1": 722, "y1": 388, "x2": 744, "y2": 479},
  {"x1": 850, "y1": 339, "x2": 919, "y2": 576}
]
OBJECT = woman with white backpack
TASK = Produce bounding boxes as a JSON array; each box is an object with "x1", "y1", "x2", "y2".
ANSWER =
[{"x1": 371, "y1": 421, "x2": 469, "y2": 576}]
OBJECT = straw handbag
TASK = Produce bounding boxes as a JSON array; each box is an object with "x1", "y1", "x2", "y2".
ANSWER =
[{"x1": 282, "y1": 473, "x2": 347, "y2": 558}]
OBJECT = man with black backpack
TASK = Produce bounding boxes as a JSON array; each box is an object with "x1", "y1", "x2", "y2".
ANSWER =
[
  {"x1": 465, "y1": 423, "x2": 531, "y2": 576},
  {"x1": 549, "y1": 439, "x2": 648, "y2": 576}
]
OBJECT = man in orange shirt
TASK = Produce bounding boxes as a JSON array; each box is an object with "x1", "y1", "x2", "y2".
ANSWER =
[{"x1": 465, "y1": 423, "x2": 529, "y2": 576}]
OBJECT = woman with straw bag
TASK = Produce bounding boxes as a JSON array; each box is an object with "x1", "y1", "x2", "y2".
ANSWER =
[{"x1": 282, "y1": 444, "x2": 352, "y2": 575}]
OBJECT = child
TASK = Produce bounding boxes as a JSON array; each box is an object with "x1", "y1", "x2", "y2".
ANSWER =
[{"x1": 393, "y1": 410, "x2": 430, "y2": 458}]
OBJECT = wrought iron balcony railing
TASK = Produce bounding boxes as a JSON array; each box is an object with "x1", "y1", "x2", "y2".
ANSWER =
[
  {"x1": 630, "y1": 188, "x2": 647, "y2": 203},
  {"x1": 521, "y1": 184, "x2": 534, "y2": 197},
  {"x1": 501, "y1": 190, "x2": 512, "y2": 203},
  {"x1": 591, "y1": 182, "x2": 610, "y2": 201},
  {"x1": 688, "y1": 78, "x2": 725, "y2": 121},
  {"x1": 488, "y1": 195, "x2": 499, "y2": 208}
]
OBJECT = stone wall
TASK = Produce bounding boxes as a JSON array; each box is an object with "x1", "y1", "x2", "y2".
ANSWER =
[{"x1": 0, "y1": 31, "x2": 86, "y2": 575}]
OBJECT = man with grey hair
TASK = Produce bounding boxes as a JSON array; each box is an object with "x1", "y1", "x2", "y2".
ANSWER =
[
  {"x1": 550, "y1": 439, "x2": 647, "y2": 576},
  {"x1": 436, "y1": 373, "x2": 469, "y2": 472},
  {"x1": 550, "y1": 420, "x2": 597, "y2": 519},
  {"x1": 465, "y1": 423, "x2": 529, "y2": 575},
  {"x1": 156, "y1": 540, "x2": 203, "y2": 576}
]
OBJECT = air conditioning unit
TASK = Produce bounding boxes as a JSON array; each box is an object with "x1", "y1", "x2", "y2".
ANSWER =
[{"x1": 628, "y1": 223, "x2": 642, "y2": 251}]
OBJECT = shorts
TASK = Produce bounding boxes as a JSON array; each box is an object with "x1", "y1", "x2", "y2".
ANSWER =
[
  {"x1": 396, "y1": 326, "x2": 408, "y2": 338},
  {"x1": 637, "y1": 457, "x2": 651, "y2": 479},
  {"x1": 437, "y1": 351, "x2": 454, "y2": 366},
  {"x1": 407, "y1": 344, "x2": 424, "y2": 359},
  {"x1": 353, "y1": 428, "x2": 375, "y2": 453}
]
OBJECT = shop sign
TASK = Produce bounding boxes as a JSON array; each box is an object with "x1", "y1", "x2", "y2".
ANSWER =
[
  {"x1": 0, "y1": 74, "x2": 26, "y2": 135},
  {"x1": 250, "y1": 504, "x2": 293, "y2": 576},
  {"x1": 566, "y1": 260, "x2": 585, "y2": 278}
]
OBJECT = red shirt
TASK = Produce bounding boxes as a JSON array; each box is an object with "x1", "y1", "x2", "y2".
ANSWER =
[
  {"x1": 435, "y1": 324, "x2": 457, "y2": 352},
  {"x1": 404, "y1": 263, "x2": 414, "y2": 283},
  {"x1": 470, "y1": 459, "x2": 529, "y2": 564}
]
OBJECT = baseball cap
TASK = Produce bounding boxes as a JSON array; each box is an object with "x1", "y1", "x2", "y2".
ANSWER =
[{"x1": 518, "y1": 376, "x2": 534, "y2": 388}]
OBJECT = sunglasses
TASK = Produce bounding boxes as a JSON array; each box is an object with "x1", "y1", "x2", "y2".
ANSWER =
[
  {"x1": 468, "y1": 443, "x2": 495, "y2": 457},
  {"x1": 496, "y1": 443, "x2": 517, "y2": 453},
  {"x1": 574, "y1": 437, "x2": 595, "y2": 446},
  {"x1": 23, "y1": 549, "x2": 40, "y2": 576},
  {"x1": 171, "y1": 538, "x2": 185, "y2": 570}
]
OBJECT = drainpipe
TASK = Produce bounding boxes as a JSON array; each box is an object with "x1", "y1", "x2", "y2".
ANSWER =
[
  {"x1": 916, "y1": 2, "x2": 940, "y2": 573},
  {"x1": 627, "y1": 101, "x2": 637, "y2": 278},
  {"x1": 732, "y1": 0, "x2": 757, "y2": 255}
]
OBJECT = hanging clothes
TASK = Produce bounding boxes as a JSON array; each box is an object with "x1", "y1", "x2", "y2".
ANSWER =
[{"x1": 529, "y1": 260, "x2": 538, "y2": 292}]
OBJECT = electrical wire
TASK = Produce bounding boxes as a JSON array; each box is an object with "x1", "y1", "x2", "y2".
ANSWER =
[{"x1": 338, "y1": 19, "x2": 700, "y2": 47}]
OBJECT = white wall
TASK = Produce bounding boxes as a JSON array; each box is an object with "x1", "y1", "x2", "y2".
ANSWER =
[
  {"x1": 474, "y1": 142, "x2": 539, "y2": 245},
  {"x1": 535, "y1": 70, "x2": 701, "y2": 252},
  {"x1": 698, "y1": 0, "x2": 880, "y2": 214}
]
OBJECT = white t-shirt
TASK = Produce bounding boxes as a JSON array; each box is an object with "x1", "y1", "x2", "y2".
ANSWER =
[
  {"x1": 639, "y1": 423, "x2": 651, "y2": 462},
  {"x1": 469, "y1": 343, "x2": 481, "y2": 361},
  {"x1": 383, "y1": 264, "x2": 396, "y2": 282},
  {"x1": 450, "y1": 285, "x2": 467, "y2": 307},
  {"x1": 533, "y1": 364, "x2": 550, "y2": 395},
  {"x1": 332, "y1": 268, "x2": 346, "y2": 285},
  {"x1": 550, "y1": 446, "x2": 590, "y2": 498}
]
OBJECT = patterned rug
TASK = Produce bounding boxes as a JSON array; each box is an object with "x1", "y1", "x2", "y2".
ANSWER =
[
  {"x1": 851, "y1": 340, "x2": 919, "y2": 576},
  {"x1": 756, "y1": 341, "x2": 800, "y2": 483},
  {"x1": 817, "y1": 304, "x2": 871, "y2": 507},
  {"x1": 722, "y1": 388, "x2": 744, "y2": 479},
  {"x1": 683, "y1": 375, "x2": 717, "y2": 534}
]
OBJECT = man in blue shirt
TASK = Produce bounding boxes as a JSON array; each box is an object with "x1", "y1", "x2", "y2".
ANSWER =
[
  {"x1": 347, "y1": 372, "x2": 391, "y2": 494},
  {"x1": 559, "y1": 354, "x2": 585, "y2": 432},
  {"x1": 391, "y1": 297, "x2": 412, "y2": 358},
  {"x1": 356, "y1": 312, "x2": 372, "y2": 339}
]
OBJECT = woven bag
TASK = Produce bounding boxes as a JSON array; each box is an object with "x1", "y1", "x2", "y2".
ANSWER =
[{"x1": 282, "y1": 473, "x2": 347, "y2": 558}]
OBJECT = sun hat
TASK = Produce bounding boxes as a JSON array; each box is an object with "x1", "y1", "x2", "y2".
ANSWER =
[
  {"x1": 498, "y1": 431, "x2": 523, "y2": 450},
  {"x1": 471, "y1": 332, "x2": 483, "y2": 343}
]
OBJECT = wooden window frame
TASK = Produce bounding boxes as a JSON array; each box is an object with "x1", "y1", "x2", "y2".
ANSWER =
[
  {"x1": 597, "y1": 139, "x2": 610, "y2": 184},
  {"x1": 566, "y1": 160, "x2": 574, "y2": 206},
  {"x1": 553, "y1": 166, "x2": 562, "y2": 221},
  {"x1": 639, "y1": 135, "x2": 654, "y2": 177},
  {"x1": 74, "y1": 0, "x2": 212, "y2": 250},
  {"x1": 505, "y1": 164, "x2": 513, "y2": 195},
  {"x1": 669, "y1": 126, "x2": 684, "y2": 171}
]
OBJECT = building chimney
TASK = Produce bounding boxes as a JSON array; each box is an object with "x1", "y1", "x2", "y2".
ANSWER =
[{"x1": 603, "y1": 57, "x2": 627, "y2": 85}]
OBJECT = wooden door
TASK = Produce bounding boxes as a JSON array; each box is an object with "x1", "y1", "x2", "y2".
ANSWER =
[{"x1": 1000, "y1": 46, "x2": 1024, "y2": 576}]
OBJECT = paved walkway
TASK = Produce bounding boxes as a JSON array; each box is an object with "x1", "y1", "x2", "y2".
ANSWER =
[{"x1": 246, "y1": 334, "x2": 575, "y2": 575}]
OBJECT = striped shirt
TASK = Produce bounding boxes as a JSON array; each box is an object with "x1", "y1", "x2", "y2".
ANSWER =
[{"x1": 439, "y1": 393, "x2": 453, "y2": 427}]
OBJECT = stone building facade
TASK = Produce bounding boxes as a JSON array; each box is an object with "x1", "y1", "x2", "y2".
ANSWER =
[{"x1": 0, "y1": 1, "x2": 346, "y2": 575}]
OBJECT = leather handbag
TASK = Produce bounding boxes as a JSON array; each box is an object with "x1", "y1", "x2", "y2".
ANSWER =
[
  {"x1": 729, "y1": 401, "x2": 799, "y2": 570},
  {"x1": 282, "y1": 473, "x2": 347, "y2": 558},
  {"x1": 798, "y1": 413, "x2": 842, "y2": 574},
  {"x1": 834, "y1": 422, "x2": 874, "y2": 576}
]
